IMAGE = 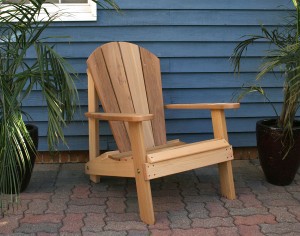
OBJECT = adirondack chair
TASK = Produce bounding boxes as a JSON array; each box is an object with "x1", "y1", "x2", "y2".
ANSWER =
[{"x1": 85, "y1": 42, "x2": 240, "y2": 224}]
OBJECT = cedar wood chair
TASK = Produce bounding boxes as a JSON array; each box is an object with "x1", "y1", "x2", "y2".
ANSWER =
[{"x1": 85, "y1": 42, "x2": 240, "y2": 224}]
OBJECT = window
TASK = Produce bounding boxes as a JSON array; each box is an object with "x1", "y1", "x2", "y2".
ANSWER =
[
  {"x1": 42, "y1": 0, "x2": 98, "y2": 21},
  {"x1": 3, "y1": 0, "x2": 99, "y2": 21}
]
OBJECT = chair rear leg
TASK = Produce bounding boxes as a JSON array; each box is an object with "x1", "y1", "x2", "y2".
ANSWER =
[{"x1": 218, "y1": 160, "x2": 236, "y2": 199}]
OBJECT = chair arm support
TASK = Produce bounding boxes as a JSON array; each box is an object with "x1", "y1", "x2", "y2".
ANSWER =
[
  {"x1": 85, "y1": 112, "x2": 154, "y2": 122},
  {"x1": 165, "y1": 103, "x2": 240, "y2": 110}
]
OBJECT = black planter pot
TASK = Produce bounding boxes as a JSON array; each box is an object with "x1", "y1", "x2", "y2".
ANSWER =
[
  {"x1": 20, "y1": 124, "x2": 39, "y2": 192},
  {"x1": 256, "y1": 119, "x2": 300, "y2": 186}
]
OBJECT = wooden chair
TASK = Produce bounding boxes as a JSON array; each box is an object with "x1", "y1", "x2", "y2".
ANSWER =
[{"x1": 85, "y1": 42, "x2": 240, "y2": 224}]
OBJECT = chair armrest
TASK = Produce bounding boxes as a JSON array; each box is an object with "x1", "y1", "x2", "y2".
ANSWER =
[
  {"x1": 85, "y1": 112, "x2": 154, "y2": 122},
  {"x1": 165, "y1": 103, "x2": 240, "y2": 110}
]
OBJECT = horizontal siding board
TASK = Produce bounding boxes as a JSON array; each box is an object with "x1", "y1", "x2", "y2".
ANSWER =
[
  {"x1": 95, "y1": 10, "x2": 291, "y2": 26},
  {"x1": 22, "y1": 87, "x2": 284, "y2": 107},
  {"x1": 44, "y1": 26, "x2": 279, "y2": 42},
  {"x1": 162, "y1": 73, "x2": 284, "y2": 88},
  {"x1": 113, "y1": 0, "x2": 291, "y2": 10},
  {"x1": 27, "y1": 42, "x2": 274, "y2": 58},
  {"x1": 163, "y1": 88, "x2": 284, "y2": 103},
  {"x1": 31, "y1": 57, "x2": 268, "y2": 74},
  {"x1": 23, "y1": 102, "x2": 298, "y2": 122}
]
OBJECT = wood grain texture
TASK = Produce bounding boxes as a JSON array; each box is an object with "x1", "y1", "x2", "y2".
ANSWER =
[
  {"x1": 87, "y1": 73, "x2": 101, "y2": 183},
  {"x1": 140, "y1": 46, "x2": 167, "y2": 146},
  {"x1": 128, "y1": 121, "x2": 155, "y2": 225},
  {"x1": 85, "y1": 112, "x2": 154, "y2": 122},
  {"x1": 147, "y1": 139, "x2": 229, "y2": 163},
  {"x1": 165, "y1": 103, "x2": 240, "y2": 110},
  {"x1": 145, "y1": 147, "x2": 233, "y2": 180},
  {"x1": 119, "y1": 42, "x2": 155, "y2": 148}
]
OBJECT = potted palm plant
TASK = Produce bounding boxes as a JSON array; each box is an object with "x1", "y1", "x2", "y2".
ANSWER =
[
  {"x1": 0, "y1": 0, "x2": 118, "y2": 210},
  {"x1": 232, "y1": 0, "x2": 300, "y2": 186}
]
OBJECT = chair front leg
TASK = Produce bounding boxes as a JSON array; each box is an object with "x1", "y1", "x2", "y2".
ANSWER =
[
  {"x1": 128, "y1": 121, "x2": 155, "y2": 225},
  {"x1": 211, "y1": 109, "x2": 236, "y2": 199}
]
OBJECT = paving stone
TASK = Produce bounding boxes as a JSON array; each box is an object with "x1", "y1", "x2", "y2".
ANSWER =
[
  {"x1": 104, "y1": 221, "x2": 147, "y2": 231},
  {"x1": 72, "y1": 184, "x2": 91, "y2": 199},
  {"x1": 269, "y1": 206, "x2": 298, "y2": 223},
  {"x1": 235, "y1": 187, "x2": 252, "y2": 194},
  {"x1": 184, "y1": 193, "x2": 220, "y2": 203},
  {"x1": 168, "y1": 211, "x2": 191, "y2": 229},
  {"x1": 238, "y1": 225, "x2": 264, "y2": 236},
  {"x1": 36, "y1": 233, "x2": 58, "y2": 236},
  {"x1": 154, "y1": 200, "x2": 185, "y2": 212},
  {"x1": 0, "y1": 214, "x2": 23, "y2": 234},
  {"x1": 150, "y1": 229, "x2": 172, "y2": 236},
  {"x1": 238, "y1": 193, "x2": 262, "y2": 207},
  {"x1": 60, "y1": 213, "x2": 85, "y2": 233},
  {"x1": 90, "y1": 190, "x2": 125, "y2": 198},
  {"x1": 257, "y1": 192, "x2": 294, "y2": 201},
  {"x1": 52, "y1": 186, "x2": 73, "y2": 199},
  {"x1": 263, "y1": 183, "x2": 290, "y2": 193},
  {"x1": 185, "y1": 202, "x2": 209, "y2": 219},
  {"x1": 151, "y1": 189, "x2": 180, "y2": 197},
  {"x1": 265, "y1": 233, "x2": 300, "y2": 236},
  {"x1": 192, "y1": 217, "x2": 234, "y2": 228},
  {"x1": 90, "y1": 184, "x2": 108, "y2": 193},
  {"x1": 20, "y1": 214, "x2": 64, "y2": 224},
  {"x1": 206, "y1": 201, "x2": 228, "y2": 217},
  {"x1": 234, "y1": 214, "x2": 276, "y2": 225},
  {"x1": 246, "y1": 181, "x2": 269, "y2": 194},
  {"x1": 172, "y1": 228, "x2": 217, "y2": 236},
  {"x1": 15, "y1": 223, "x2": 62, "y2": 234},
  {"x1": 148, "y1": 212, "x2": 170, "y2": 230},
  {"x1": 291, "y1": 192, "x2": 300, "y2": 201},
  {"x1": 229, "y1": 206, "x2": 269, "y2": 216},
  {"x1": 66, "y1": 204, "x2": 106, "y2": 214},
  {"x1": 285, "y1": 184, "x2": 300, "y2": 192},
  {"x1": 216, "y1": 226, "x2": 239, "y2": 236},
  {"x1": 262, "y1": 198, "x2": 300, "y2": 207},
  {"x1": 82, "y1": 232, "x2": 126, "y2": 236},
  {"x1": 106, "y1": 197, "x2": 126, "y2": 213},
  {"x1": 82, "y1": 213, "x2": 105, "y2": 232},
  {"x1": 106, "y1": 212, "x2": 140, "y2": 222},
  {"x1": 59, "y1": 233, "x2": 81, "y2": 236},
  {"x1": 69, "y1": 197, "x2": 106, "y2": 206},
  {"x1": 260, "y1": 222, "x2": 300, "y2": 234},
  {"x1": 26, "y1": 199, "x2": 48, "y2": 214},
  {"x1": 46, "y1": 198, "x2": 69, "y2": 214},
  {"x1": 127, "y1": 230, "x2": 150, "y2": 236},
  {"x1": 180, "y1": 188, "x2": 199, "y2": 197},
  {"x1": 288, "y1": 206, "x2": 300, "y2": 221},
  {"x1": 221, "y1": 198, "x2": 244, "y2": 209},
  {"x1": 21, "y1": 193, "x2": 52, "y2": 200},
  {"x1": 125, "y1": 197, "x2": 139, "y2": 213}
]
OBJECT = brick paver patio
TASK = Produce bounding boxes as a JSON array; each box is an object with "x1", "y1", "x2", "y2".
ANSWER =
[{"x1": 1, "y1": 160, "x2": 300, "y2": 235}]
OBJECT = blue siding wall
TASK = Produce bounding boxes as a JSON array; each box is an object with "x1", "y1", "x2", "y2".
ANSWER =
[{"x1": 24, "y1": 0, "x2": 294, "y2": 151}]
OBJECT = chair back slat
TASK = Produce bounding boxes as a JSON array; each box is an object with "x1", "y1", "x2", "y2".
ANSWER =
[
  {"x1": 140, "y1": 47, "x2": 167, "y2": 146},
  {"x1": 87, "y1": 42, "x2": 167, "y2": 152}
]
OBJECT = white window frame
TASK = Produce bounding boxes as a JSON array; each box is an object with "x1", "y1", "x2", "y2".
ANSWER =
[
  {"x1": 42, "y1": 1, "x2": 97, "y2": 21},
  {"x1": 3, "y1": 0, "x2": 98, "y2": 21}
]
